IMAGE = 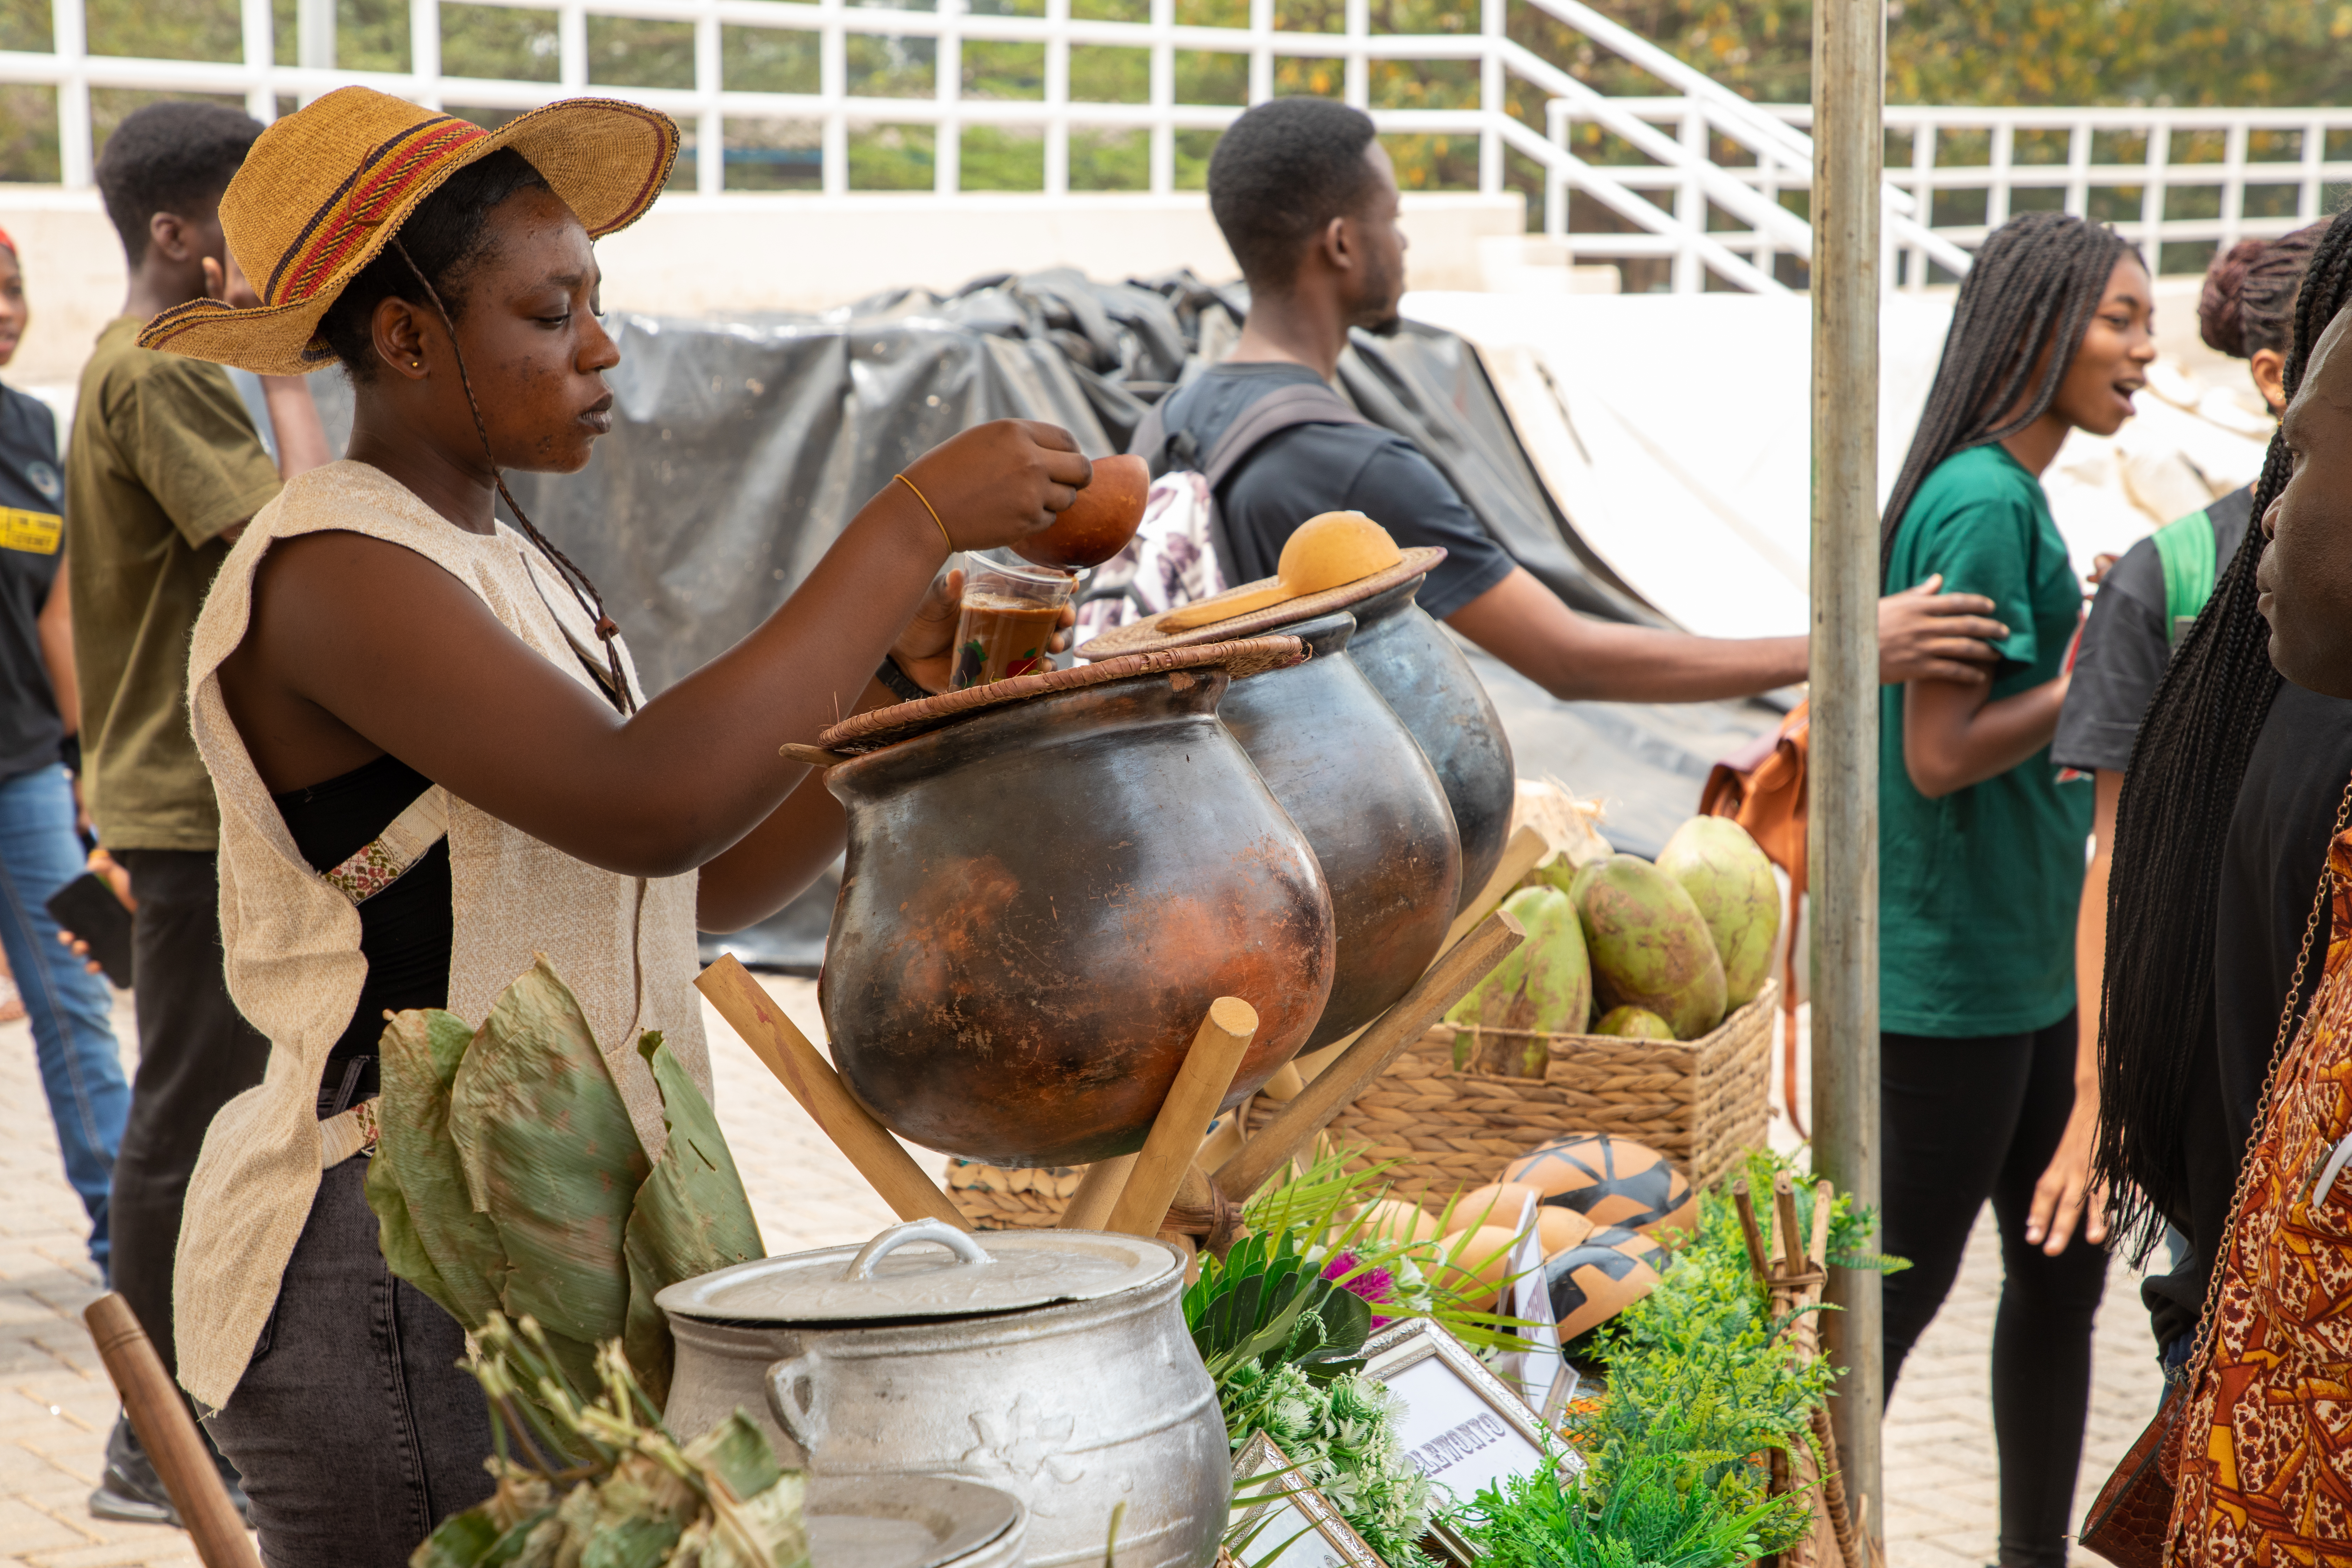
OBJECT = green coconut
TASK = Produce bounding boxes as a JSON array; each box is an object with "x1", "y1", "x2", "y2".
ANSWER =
[
  {"x1": 1516, "y1": 887, "x2": 1592, "y2": 1038},
  {"x1": 1594, "y1": 1004, "x2": 1677, "y2": 1041},
  {"x1": 1575, "y1": 853, "x2": 1728, "y2": 1040},
  {"x1": 1446, "y1": 887, "x2": 1536, "y2": 1041},
  {"x1": 1657, "y1": 816, "x2": 1782, "y2": 1008}
]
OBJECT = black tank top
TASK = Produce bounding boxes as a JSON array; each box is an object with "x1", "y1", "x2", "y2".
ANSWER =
[{"x1": 272, "y1": 754, "x2": 454, "y2": 1113}]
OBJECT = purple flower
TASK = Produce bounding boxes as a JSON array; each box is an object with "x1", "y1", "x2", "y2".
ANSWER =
[{"x1": 1324, "y1": 1252, "x2": 1397, "y2": 1326}]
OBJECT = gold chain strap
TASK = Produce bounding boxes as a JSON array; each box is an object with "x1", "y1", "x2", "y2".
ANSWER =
[{"x1": 2178, "y1": 772, "x2": 2352, "y2": 1393}]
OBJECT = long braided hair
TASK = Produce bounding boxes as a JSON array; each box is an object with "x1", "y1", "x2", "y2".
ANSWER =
[
  {"x1": 2093, "y1": 207, "x2": 2352, "y2": 1262},
  {"x1": 1881, "y1": 212, "x2": 2130, "y2": 578}
]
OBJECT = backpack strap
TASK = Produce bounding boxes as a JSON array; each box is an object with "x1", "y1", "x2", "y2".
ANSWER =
[{"x1": 2151, "y1": 507, "x2": 2217, "y2": 646}]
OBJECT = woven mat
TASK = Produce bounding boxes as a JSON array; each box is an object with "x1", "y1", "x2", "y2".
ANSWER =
[
  {"x1": 1075, "y1": 547, "x2": 1446, "y2": 660},
  {"x1": 815, "y1": 634, "x2": 1305, "y2": 754}
]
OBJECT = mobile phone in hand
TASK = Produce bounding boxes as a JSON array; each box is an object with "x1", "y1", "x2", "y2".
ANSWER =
[{"x1": 46, "y1": 871, "x2": 133, "y2": 989}]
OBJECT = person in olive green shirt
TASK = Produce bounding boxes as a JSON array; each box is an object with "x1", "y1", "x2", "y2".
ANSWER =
[
  {"x1": 1873, "y1": 212, "x2": 2155, "y2": 1568},
  {"x1": 66, "y1": 99, "x2": 328, "y2": 1529}
]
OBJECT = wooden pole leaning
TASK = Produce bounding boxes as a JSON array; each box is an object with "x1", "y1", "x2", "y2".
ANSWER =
[
  {"x1": 1213, "y1": 909, "x2": 1526, "y2": 1204},
  {"x1": 1058, "y1": 1154, "x2": 1139, "y2": 1231},
  {"x1": 84, "y1": 1293, "x2": 261, "y2": 1568},
  {"x1": 696, "y1": 955, "x2": 973, "y2": 1230},
  {"x1": 1107, "y1": 997, "x2": 1260, "y2": 1237}
]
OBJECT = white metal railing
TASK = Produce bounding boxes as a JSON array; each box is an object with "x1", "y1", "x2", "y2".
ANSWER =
[{"x1": 6, "y1": 0, "x2": 2338, "y2": 291}]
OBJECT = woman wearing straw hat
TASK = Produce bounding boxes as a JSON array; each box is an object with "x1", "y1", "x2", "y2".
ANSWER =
[{"x1": 141, "y1": 87, "x2": 1091, "y2": 1563}]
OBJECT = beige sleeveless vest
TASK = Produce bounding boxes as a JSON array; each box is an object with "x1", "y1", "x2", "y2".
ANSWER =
[{"x1": 175, "y1": 460, "x2": 707, "y2": 1412}]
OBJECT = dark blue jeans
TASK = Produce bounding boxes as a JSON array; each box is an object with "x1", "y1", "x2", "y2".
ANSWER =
[
  {"x1": 0, "y1": 763, "x2": 127, "y2": 1270},
  {"x1": 207, "y1": 1156, "x2": 493, "y2": 1568}
]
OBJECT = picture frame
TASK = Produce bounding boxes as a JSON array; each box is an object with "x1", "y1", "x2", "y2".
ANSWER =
[
  {"x1": 1359, "y1": 1318, "x2": 1578, "y2": 1509},
  {"x1": 1228, "y1": 1432, "x2": 1386, "y2": 1568}
]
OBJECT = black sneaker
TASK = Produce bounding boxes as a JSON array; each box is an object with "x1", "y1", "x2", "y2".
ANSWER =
[{"x1": 88, "y1": 1412, "x2": 254, "y2": 1528}]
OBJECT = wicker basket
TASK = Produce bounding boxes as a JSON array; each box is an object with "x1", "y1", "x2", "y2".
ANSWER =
[
  {"x1": 943, "y1": 1157, "x2": 1086, "y2": 1229},
  {"x1": 1322, "y1": 980, "x2": 1777, "y2": 1204}
]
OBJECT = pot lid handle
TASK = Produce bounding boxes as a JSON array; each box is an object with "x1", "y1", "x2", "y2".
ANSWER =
[{"x1": 842, "y1": 1218, "x2": 993, "y2": 1281}]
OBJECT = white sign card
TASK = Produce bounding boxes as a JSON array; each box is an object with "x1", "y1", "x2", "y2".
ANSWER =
[
  {"x1": 1359, "y1": 1319, "x2": 1578, "y2": 1511},
  {"x1": 1230, "y1": 1432, "x2": 1384, "y2": 1568},
  {"x1": 1496, "y1": 1191, "x2": 1567, "y2": 1409}
]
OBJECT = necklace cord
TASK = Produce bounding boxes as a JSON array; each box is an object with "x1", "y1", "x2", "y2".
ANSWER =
[{"x1": 387, "y1": 238, "x2": 636, "y2": 716}]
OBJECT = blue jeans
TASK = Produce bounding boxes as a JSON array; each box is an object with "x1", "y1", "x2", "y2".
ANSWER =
[{"x1": 0, "y1": 764, "x2": 127, "y2": 1271}]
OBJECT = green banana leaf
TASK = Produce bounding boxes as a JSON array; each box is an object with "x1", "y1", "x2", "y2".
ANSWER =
[
  {"x1": 622, "y1": 1032, "x2": 766, "y2": 1410},
  {"x1": 370, "y1": 1008, "x2": 509, "y2": 1329},
  {"x1": 449, "y1": 958, "x2": 648, "y2": 1352}
]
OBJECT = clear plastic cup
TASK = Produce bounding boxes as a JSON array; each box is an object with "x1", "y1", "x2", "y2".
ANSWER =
[{"x1": 952, "y1": 548, "x2": 1077, "y2": 689}]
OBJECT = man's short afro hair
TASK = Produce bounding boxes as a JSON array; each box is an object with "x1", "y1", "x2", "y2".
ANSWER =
[
  {"x1": 96, "y1": 100, "x2": 264, "y2": 266},
  {"x1": 1208, "y1": 97, "x2": 1380, "y2": 288}
]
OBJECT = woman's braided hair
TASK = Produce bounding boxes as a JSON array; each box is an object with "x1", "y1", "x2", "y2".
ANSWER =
[
  {"x1": 1880, "y1": 211, "x2": 2130, "y2": 580},
  {"x1": 2093, "y1": 207, "x2": 2352, "y2": 1262},
  {"x1": 2199, "y1": 222, "x2": 2328, "y2": 362}
]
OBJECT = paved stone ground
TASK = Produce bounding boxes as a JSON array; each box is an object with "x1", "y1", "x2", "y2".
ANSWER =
[{"x1": 0, "y1": 977, "x2": 2163, "y2": 1566}]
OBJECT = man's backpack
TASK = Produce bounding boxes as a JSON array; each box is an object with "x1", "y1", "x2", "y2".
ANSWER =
[
  {"x1": 1073, "y1": 382, "x2": 1371, "y2": 646},
  {"x1": 2149, "y1": 506, "x2": 2219, "y2": 646}
]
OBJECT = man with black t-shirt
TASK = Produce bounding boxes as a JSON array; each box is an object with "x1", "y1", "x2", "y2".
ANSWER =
[{"x1": 1154, "y1": 98, "x2": 2013, "y2": 699}]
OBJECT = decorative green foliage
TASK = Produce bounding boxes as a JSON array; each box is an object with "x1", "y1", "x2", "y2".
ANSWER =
[
  {"x1": 1465, "y1": 1449, "x2": 1791, "y2": 1568},
  {"x1": 1223, "y1": 1361, "x2": 1436, "y2": 1568},
  {"x1": 1185, "y1": 1229, "x2": 1373, "y2": 1390}
]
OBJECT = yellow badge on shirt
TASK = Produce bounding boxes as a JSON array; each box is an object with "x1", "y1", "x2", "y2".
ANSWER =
[{"x1": 0, "y1": 508, "x2": 61, "y2": 555}]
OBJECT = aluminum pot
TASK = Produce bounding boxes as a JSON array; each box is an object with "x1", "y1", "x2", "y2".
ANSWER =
[
  {"x1": 1213, "y1": 609, "x2": 1460, "y2": 1050},
  {"x1": 658, "y1": 1220, "x2": 1229, "y2": 1568}
]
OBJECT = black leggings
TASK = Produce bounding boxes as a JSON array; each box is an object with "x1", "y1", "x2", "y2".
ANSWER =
[{"x1": 1881, "y1": 1014, "x2": 2109, "y2": 1568}]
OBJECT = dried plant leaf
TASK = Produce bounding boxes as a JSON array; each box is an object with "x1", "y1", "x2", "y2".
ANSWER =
[
  {"x1": 449, "y1": 958, "x2": 648, "y2": 1349},
  {"x1": 622, "y1": 1033, "x2": 765, "y2": 1409},
  {"x1": 372, "y1": 1008, "x2": 510, "y2": 1328}
]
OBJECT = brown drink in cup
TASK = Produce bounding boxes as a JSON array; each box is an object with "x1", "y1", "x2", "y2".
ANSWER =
[{"x1": 953, "y1": 550, "x2": 1078, "y2": 688}]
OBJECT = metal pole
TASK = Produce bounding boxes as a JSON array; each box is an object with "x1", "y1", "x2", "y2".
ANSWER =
[{"x1": 1809, "y1": 0, "x2": 1882, "y2": 1550}]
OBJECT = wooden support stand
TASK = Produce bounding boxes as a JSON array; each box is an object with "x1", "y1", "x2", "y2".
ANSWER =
[{"x1": 1734, "y1": 1176, "x2": 1864, "y2": 1568}]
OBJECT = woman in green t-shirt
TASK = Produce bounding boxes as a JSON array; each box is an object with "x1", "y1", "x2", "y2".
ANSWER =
[{"x1": 1876, "y1": 211, "x2": 2154, "y2": 1568}]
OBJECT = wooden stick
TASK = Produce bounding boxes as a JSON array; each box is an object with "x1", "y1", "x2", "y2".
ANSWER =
[
  {"x1": 1773, "y1": 1173, "x2": 1806, "y2": 1273},
  {"x1": 1809, "y1": 1177, "x2": 1834, "y2": 1270},
  {"x1": 1730, "y1": 1179, "x2": 1772, "y2": 1285},
  {"x1": 1811, "y1": 1400, "x2": 1865, "y2": 1568},
  {"x1": 695, "y1": 955, "x2": 971, "y2": 1230},
  {"x1": 1213, "y1": 909, "x2": 1525, "y2": 1203},
  {"x1": 1108, "y1": 998, "x2": 1259, "y2": 1237},
  {"x1": 1286, "y1": 826, "x2": 1552, "y2": 1091},
  {"x1": 1058, "y1": 1154, "x2": 1138, "y2": 1231},
  {"x1": 84, "y1": 1294, "x2": 260, "y2": 1568}
]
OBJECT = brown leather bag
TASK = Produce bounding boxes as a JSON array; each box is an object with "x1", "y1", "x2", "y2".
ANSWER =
[
  {"x1": 2079, "y1": 1379, "x2": 2184, "y2": 1568},
  {"x1": 1699, "y1": 700, "x2": 1809, "y2": 1135}
]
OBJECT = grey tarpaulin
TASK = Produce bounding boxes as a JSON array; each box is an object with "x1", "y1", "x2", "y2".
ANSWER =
[{"x1": 463, "y1": 269, "x2": 1779, "y2": 972}]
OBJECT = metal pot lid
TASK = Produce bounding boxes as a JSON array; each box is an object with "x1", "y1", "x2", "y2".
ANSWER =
[
  {"x1": 807, "y1": 1473, "x2": 1023, "y2": 1568},
  {"x1": 655, "y1": 1218, "x2": 1178, "y2": 1323}
]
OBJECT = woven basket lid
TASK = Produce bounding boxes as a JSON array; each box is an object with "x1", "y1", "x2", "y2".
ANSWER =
[
  {"x1": 1076, "y1": 546, "x2": 1445, "y2": 661},
  {"x1": 814, "y1": 634, "x2": 1305, "y2": 755}
]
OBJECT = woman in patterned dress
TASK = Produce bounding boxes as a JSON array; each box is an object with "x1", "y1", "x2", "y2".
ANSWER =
[{"x1": 2168, "y1": 208, "x2": 2352, "y2": 1563}]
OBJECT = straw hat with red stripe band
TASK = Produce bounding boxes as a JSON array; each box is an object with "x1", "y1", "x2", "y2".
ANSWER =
[{"x1": 138, "y1": 86, "x2": 676, "y2": 376}]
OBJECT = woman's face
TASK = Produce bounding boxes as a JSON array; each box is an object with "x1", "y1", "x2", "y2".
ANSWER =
[
  {"x1": 0, "y1": 248, "x2": 30, "y2": 369},
  {"x1": 432, "y1": 186, "x2": 618, "y2": 475},
  {"x1": 2256, "y1": 309, "x2": 2352, "y2": 695},
  {"x1": 2049, "y1": 253, "x2": 2156, "y2": 437}
]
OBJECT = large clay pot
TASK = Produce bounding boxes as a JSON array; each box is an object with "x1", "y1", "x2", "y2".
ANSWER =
[
  {"x1": 1217, "y1": 609, "x2": 1460, "y2": 1049},
  {"x1": 1344, "y1": 577, "x2": 1517, "y2": 912},
  {"x1": 818, "y1": 649, "x2": 1335, "y2": 1167},
  {"x1": 1078, "y1": 552, "x2": 1515, "y2": 916}
]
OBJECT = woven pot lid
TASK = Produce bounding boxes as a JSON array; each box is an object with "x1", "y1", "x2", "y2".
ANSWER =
[
  {"x1": 656, "y1": 1219, "x2": 1178, "y2": 1323},
  {"x1": 814, "y1": 634, "x2": 1304, "y2": 755},
  {"x1": 1076, "y1": 546, "x2": 1445, "y2": 661}
]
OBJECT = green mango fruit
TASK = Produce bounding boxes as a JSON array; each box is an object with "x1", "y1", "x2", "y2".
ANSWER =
[
  {"x1": 1657, "y1": 816, "x2": 1782, "y2": 1008},
  {"x1": 1574, "y1": 854, "x2": 1728, "y2": 1040},
  {"x1": 1594, "y1": 1004, "x2": 1677, "y2": 1041}
]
